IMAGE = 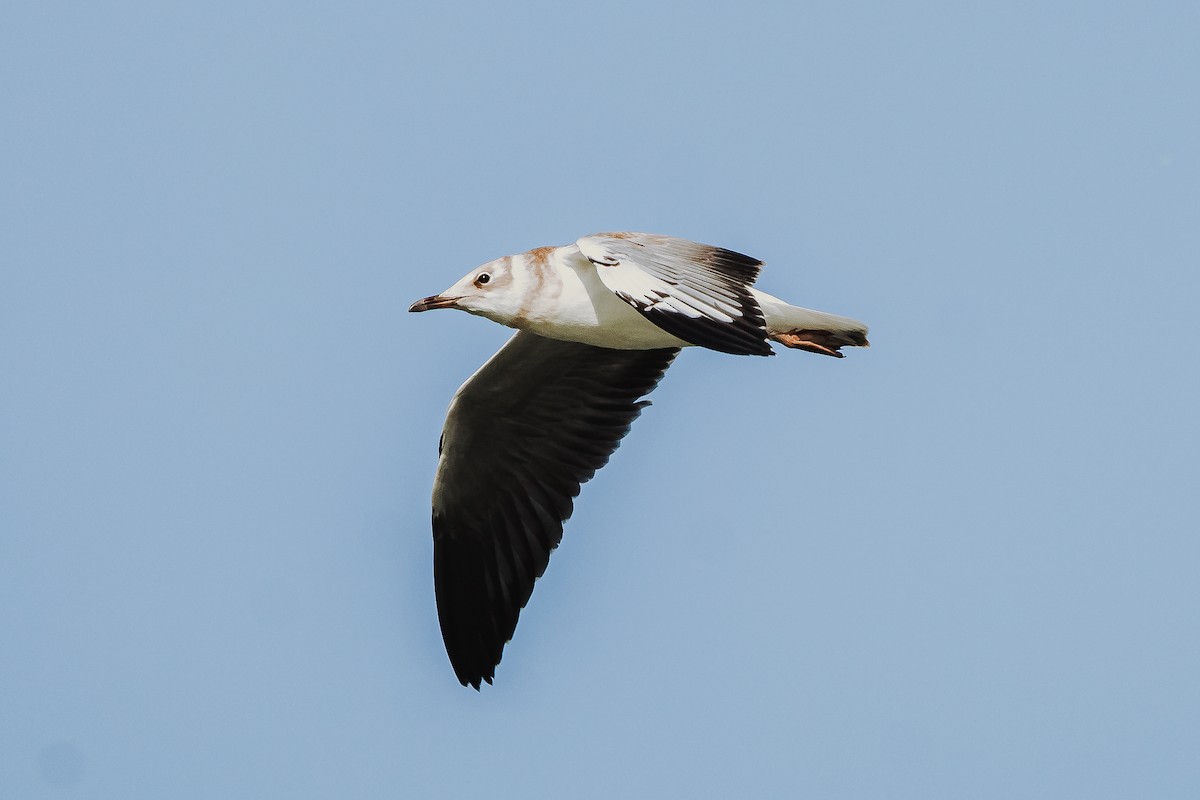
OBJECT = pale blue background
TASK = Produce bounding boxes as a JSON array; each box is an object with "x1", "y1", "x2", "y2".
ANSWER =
[{"x1": 3, "y1": 2, "x2": 1198, "y2": 797}]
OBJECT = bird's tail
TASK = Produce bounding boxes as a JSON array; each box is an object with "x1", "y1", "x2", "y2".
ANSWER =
[{"x1": 751, "y1": 289, "x2": 870, "y2": 358}]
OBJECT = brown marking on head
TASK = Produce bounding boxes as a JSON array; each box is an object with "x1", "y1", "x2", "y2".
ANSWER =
[
  {"x1": 474, "y1": 255, "x2": 514, "y2": 292},
  {"x1": 512, "y1": 248, "x2": 562, "y2": 328}
]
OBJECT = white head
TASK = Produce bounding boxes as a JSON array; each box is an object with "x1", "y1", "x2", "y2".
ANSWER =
[{"x1": 409, "y1": 255, "x2": 531, "y2": 327}]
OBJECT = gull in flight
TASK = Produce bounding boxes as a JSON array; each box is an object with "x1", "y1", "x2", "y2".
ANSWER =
[{"x1": 410, "y1": 232, "x2": 868, "y2": 689}]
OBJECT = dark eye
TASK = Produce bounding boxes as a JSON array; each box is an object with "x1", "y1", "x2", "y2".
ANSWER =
[{"x1": 475, "y1": 272, "x2": 491, "y2": 286}]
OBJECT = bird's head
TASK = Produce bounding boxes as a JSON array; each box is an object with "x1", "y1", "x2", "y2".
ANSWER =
[{"x1": 409, "y1": 256, "x2": 526, "y2": 325}]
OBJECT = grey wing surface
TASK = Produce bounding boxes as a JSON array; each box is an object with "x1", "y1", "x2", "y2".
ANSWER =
[
  {"x1": 432, "y1": 331, "x2": 679, "y2": 688},
  {"x1": 577, "y1": 232, "x2": 773, "y2": 356}
]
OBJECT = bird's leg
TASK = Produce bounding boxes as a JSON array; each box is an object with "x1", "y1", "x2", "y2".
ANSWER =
[{"x1": 768, "y1": 329, "x2": 869, "y2": 358}]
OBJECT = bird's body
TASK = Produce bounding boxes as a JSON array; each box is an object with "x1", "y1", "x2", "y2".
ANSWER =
[
  {"x1": 504, "y1": 244, "x2": 689, "y2": 350},
  {"x1": 411, "y1": 232, "x2": 868, "y2": 688}
]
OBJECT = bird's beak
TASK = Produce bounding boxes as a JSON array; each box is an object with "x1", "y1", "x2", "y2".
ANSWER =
[{"x1": 409, "y1": 294, "x2": 461, "y2": 312}]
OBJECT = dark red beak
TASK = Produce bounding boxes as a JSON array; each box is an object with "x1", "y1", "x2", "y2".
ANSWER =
[{"x1": 409, "y1": 295, "x2": 461, "y2": 312}]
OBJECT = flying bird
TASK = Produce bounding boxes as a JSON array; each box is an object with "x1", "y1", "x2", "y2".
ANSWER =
[{"x1": 410, "y1": 232, "x2": 868, "y2": 689}]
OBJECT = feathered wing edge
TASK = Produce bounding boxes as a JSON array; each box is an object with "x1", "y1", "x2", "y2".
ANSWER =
[{"x1": 579, "y1": 233, "x2": 774, "y2": 356}]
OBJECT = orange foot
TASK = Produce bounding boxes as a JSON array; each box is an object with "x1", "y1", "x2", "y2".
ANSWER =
[{"x1": 768, "y1": 329, "x2": 870, "y2": 358}]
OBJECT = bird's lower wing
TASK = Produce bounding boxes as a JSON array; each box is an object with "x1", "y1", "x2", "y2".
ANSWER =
[
  {"x1": 577, "y1": 232, "x2": 773, "y2": 356},
  {"x1": 431, "y1": 331, "x2": 679, "y2": 688}
]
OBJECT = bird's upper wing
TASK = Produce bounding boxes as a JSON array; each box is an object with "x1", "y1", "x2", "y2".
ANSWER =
[
  {"x1": 577, "y1": 232, "x2": 773, "y2": 356},
  {"x1": 432, "y1": 330, "x2": 679, "y2": 689}
]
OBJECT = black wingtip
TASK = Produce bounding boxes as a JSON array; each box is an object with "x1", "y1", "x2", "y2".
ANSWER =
[{"x1": 638, "y1": 303, "x2": 772, "y2": 356}]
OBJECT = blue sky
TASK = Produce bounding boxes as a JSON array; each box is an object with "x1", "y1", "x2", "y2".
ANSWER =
[{"x1": 2, "y1": 2, "x2": 1198, "y2": 797}]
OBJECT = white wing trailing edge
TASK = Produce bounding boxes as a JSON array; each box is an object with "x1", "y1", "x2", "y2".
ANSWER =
[{"x1": 576, "y1": 233, "x2": 773, "y2": 356}]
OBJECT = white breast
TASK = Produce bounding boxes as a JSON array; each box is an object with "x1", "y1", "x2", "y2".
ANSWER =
[{"x1": 517, "y1": 245, "x2": 691, "y2": 350}]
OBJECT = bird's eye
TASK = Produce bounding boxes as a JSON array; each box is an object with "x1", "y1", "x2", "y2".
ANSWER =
[{"x1": 475, "y1": 273, "x2": 491, "y2": 286}]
